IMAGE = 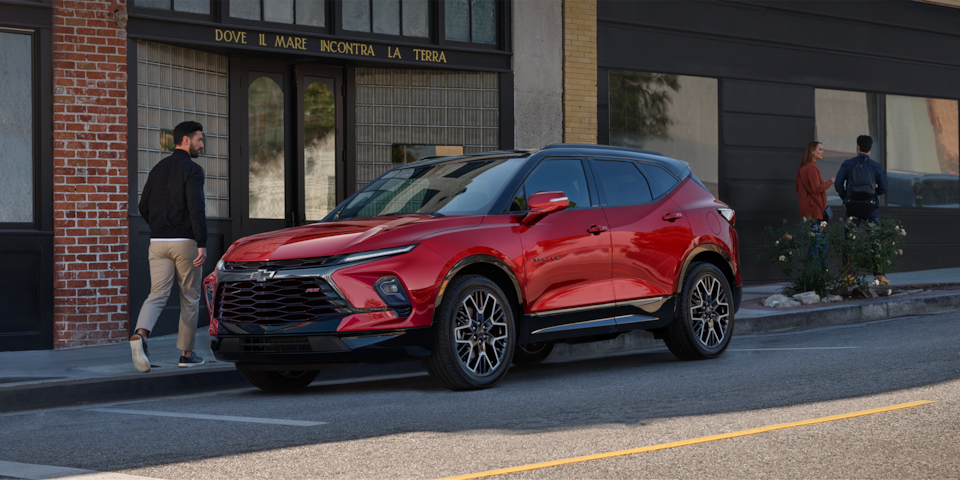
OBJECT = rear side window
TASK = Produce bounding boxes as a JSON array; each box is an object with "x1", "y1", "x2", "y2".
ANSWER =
[
  {"x1": 522, "y1": 159, "x2": 591, "y2": 209},
  {"x1": 640, "y1": 163, "x2": 680, "y2": 196},
  {"x1": 592, "y1": 160, "x2": 653, "y2": 206}
]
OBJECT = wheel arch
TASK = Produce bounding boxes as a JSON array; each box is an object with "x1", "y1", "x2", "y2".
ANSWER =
[
  {"x1": 675, "y1": 244, "x2": 737, "y2": 296},
  {"x1": 434, "y1": 255, "x2": 524, "y2": 325}
]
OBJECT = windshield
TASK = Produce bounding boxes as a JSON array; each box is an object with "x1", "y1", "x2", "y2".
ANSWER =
[{"x1": 328, "y1": 157, "x2": 524, "y2": 221}]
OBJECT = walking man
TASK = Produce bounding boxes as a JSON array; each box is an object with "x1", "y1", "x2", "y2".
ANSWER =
[
  {"x1": 131, "y1": 121, "x2": 208, "y2": 372},
  {"x1": 835, "y1": 135, "x2": 889, "y2": 285}
]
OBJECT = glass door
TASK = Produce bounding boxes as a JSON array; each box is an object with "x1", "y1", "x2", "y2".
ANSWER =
[{"x1": 234, "y1": 62, "x2": 343, "y2": 239}]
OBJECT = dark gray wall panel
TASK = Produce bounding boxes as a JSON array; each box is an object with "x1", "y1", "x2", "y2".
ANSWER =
[
  {"x1": 723, "y1": 114, "x2": 814, "y2": 150},
  {"x1": 722, "y1": 80, "x2": 814, "y2": 117},
  {"x1": 0, "y1": 252, "x2": 41, "y2": 334},
  {"x1": 723, "y1": 149, "x2": 802, "y2": 182},
  {"x1": 723, "y1": 181, "x2": 798, "y2": 215}
]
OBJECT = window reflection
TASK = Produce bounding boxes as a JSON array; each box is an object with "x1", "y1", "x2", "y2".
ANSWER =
[
  {"x1": 609, "y1": 71, "x2": 719, "y2": 198},
  {"x1": 0, "y1": 31, "x2": 34, "y2": 223},
  {"x1": 248, "y1": 75, "x2": 285, "y2": 219},
  {"x1": 304, "y1": 80, "x2": 337, "y2": 221},
  {"x1": 886, "y1": 95, "x2": 959, "y2": 208},
  {"x1": 814, "y1": 89, "x2": 881, "y2": 206},
  {"x1": 445, "y1": 0, "x2": 496, "y2": 44}
]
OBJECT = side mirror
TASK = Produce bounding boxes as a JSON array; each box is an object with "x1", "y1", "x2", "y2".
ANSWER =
[{"x1": 521, "y1": 191, "x2": 570, "y2": 225}]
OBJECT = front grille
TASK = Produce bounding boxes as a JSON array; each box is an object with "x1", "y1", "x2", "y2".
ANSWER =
[
  {"x1": 215, "y1": 277, "x2": 350, "y2": 324},
  {"x1": 222, "y1": 256, "x2": 340, "y2": 271},
  {"x1": 240, "y1": 336, "x2": 311, "y2": 353}
]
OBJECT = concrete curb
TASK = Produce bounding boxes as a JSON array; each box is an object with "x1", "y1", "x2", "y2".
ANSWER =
[{"x1": 3, "y1": 292, "x2": 958, "y2": 414}]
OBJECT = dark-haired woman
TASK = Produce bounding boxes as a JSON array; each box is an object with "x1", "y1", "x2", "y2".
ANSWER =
[{"x1": 797, "y1": 141, "x2": 835, "y2": 267}]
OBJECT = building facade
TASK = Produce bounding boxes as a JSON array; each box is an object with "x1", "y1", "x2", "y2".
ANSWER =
[{"x1": 2, "y1": 0, "x2": 958, "y2": 351}]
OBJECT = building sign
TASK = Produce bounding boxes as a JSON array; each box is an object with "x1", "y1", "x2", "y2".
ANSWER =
[{"x1": 214, "y1": 28, "x2": 449, "y2": 64}]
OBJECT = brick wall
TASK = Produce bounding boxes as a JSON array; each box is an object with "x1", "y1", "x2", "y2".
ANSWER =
[
  {"x1": 562, "y1": 0, "x2": 597, "y2": 143},
  {"x1": 52, "y1": 0, "x2": 130, "y2": 348}
]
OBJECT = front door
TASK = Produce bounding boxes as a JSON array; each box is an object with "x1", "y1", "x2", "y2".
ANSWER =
[{"x1": 233, "y1": 61, "x2": 344, "y2": 240}]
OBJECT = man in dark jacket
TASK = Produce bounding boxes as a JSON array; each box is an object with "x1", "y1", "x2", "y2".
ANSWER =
[
  {"x1": 130, "y1": 121, "x2": 208, "y2": 372},
  {"x1": 835, "y1": 135, "x2": 889, "y2": 285}
]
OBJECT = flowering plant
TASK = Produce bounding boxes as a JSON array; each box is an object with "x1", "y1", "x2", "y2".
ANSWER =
[{"x1": 759, "y1": 217, "x2": 905, "y2": 296}]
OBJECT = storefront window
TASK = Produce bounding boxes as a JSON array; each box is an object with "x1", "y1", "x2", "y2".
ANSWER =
[
  {"x1": 0, "y1": 30, "x2": 33, "y2": 223},
  {"x1": 445, "y1": 0, "x2": 496, "y2": 44},
  {"x1": 814, "y1": 89, "x2": 881, "y2": 206},
  {"x1": 342, "y1": 0, "x2": 429, "y2": 38},
  {"x1": 134, "y1": 0, "x2": 211, "y2": 15},
  {"x1": 815, "y1": 89, "x2": 957, "y2": 209},
  {"x1": 886, "y1": 95, "x2": 959, "y2": 208},
  {"x1": 229, "y1": 0, "x2": 327, "y2": 27},
  {"x1": 609, "y1": 71, "x2": 719, "y2": 198}
]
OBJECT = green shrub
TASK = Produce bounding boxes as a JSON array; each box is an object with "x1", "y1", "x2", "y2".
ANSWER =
[{"x1": 758, "y1": 217, "x2": 905, "y2": 296}]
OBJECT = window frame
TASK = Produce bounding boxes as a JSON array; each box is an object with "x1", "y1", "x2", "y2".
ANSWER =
[
  {"x1": 334, "y1": 0, "x2": 435, "y2": 45},
  {"x1": 128, "y1": 0, "x2": 218, "y2": 23},
  {"x1": 0, "y1": 26, "x2": 40, "y2": 230},
  {"x1": 509, "y1": 157, "x2": 600, "y2": 212},
  {"x1": 437, "y1": 0, "x2": 503, "y2": 50},
  {"x1": 223, "y1": 0, "x2": 333, "y2": 35}
]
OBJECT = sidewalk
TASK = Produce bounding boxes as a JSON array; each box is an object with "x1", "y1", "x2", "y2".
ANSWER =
[{"x1": 2, "y1": 268, "x2": 958, "y2": 414}]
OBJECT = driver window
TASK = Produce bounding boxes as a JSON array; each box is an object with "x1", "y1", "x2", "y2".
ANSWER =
[{"x1": 522, "y1": 159, "x2": 591, "y2": 209}]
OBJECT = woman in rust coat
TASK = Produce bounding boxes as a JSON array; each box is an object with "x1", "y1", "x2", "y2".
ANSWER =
[{"x1": 796, "y1": 141, "x2": 835, "y2": 265}]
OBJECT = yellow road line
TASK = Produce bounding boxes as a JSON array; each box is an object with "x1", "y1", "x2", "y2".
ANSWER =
[{"x1": 437, "y1": 400, "x2": 937, "y2": 480}]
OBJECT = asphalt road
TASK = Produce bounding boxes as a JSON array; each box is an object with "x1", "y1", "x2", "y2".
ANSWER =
[{"x1": 1, "y1": 310, "x2": 959, "y2": 480}]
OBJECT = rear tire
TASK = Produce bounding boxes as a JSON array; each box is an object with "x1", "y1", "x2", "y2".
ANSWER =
[
  {"x1": 241, "y1": 370, "x2": 320, "y2": 392},
  {"x1": 512, "y1": 342, "x2": 554, "y2": 365},
  {"x1": 426, "y1": 275, "x2": 516, "y2": 390},
  {"x1": 664, "y1": 262, "x2": 734, "y2": 360}
]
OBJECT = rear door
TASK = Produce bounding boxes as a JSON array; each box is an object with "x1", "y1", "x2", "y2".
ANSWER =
[{"x1": 591, "y1": 159, "x2": 693, "y2": 303}]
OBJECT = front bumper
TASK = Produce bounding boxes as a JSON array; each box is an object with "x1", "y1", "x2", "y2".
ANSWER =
[{"x1": 211, "y1": 326, "x2": 434, "y2": 370}]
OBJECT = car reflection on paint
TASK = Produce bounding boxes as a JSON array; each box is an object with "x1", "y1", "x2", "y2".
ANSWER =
[{"x1": 203, "y1": 144, "x2": 742, "y2": 392}]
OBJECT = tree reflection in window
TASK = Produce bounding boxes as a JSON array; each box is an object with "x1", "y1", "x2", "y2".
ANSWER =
[{"x1": 248, "y1": 75, "x2": 285, "y2": 219}]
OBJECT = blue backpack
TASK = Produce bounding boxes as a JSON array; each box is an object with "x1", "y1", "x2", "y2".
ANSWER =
[{"x1": 846, "y1": 158, "x2": 876, "y2": 204}]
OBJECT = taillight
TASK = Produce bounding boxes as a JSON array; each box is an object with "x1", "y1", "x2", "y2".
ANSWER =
[{"x1": 718, "y1": 208, "x2": 736, "y2": 226}]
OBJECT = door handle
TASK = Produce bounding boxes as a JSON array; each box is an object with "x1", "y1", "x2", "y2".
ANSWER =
[
  {"x1": 662, "y1": 212, "x2": 683, "y2": 222},
  {"x1": 587, "y1": 224, "x2": 608, "y2": 235}
]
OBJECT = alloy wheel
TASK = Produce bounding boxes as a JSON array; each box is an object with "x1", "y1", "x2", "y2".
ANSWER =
[
  {"x1": 689, "y1": 273, "x2": 730, "y2": 349},
  {"x1": 454, "y1": 289, "x2": 509, "y2": 376}
]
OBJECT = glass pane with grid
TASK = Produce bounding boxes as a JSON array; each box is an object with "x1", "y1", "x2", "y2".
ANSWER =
[
  {"x1": 136, "y1": 40, "x2": 230, "y2": 218},
  {"x1": 354, "y1": 68, "x2": 500, "y2": 191}
]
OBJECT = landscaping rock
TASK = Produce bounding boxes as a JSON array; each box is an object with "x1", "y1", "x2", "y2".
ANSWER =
[
  {"x1": 792, "y1": 291, "x2": 821, "y2": 305},
  {"x1": 851, "y1": 286, "x2": 880, "y2": 299},
  {"x1": 876, "y1": 288, "x2": 893, "y2": 297},
  {"x1": 762, "y1": 294, "x2": 801, "y2": 308},
  {"x1": 820, "y1": 294, "x2": 844, "y2": 303}
]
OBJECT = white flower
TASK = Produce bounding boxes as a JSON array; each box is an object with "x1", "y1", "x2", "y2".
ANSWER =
[
  {"x1": 901, "y1": 229, "x2": 907, "y2": 236},
  {"x1": 874, "y1": 279, "x2": 880, "y2": 286},
  {"x1": 852, "y1": 236, "x2": 856, "y2": 240},
  {"x1": 779, "y1": 255, "x2": 786, "y2": 262},
  {"x1": 821, "y1": 221, "x2": 827, "y2": 228},
  {"x1": 788, "y1": 251, "x2": 793, "y2": 256},
  {"x1": 775, "y1": 240, "x2": 779, "y2": 246}
]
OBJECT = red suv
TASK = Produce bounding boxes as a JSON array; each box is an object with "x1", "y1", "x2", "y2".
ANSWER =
[{"x1": 205, "y1": 144, "x2": 741, "y2": 391}]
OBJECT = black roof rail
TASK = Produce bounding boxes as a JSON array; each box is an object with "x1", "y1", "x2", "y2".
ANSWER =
[{"x1": 540, "y1": 143, "x2": 665, "y2": 156}]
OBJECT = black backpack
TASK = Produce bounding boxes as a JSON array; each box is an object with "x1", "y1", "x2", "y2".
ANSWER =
[{"x1": 845, "y1": 158, "x2": 876, "y2": 204}]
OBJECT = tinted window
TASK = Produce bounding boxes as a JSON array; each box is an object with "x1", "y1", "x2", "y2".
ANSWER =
[
  {"x1": 641, "y1": 164, "x2": 680, "y2": 195},
  {"x1": 592, "y1": 160, "x2": 653, "y2": 206},
  {"x1": 523, "y1": 159, "x2": 591, "y2": 209}
]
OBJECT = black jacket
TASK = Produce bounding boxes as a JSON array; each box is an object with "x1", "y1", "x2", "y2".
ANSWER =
[{"x1": 138, "y1": 149, "x2": 208, "y2": 248}]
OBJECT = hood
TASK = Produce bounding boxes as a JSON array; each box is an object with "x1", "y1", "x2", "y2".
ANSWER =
[{"x1": 223, "y1": 215, "x2": 482, "y2": 262}]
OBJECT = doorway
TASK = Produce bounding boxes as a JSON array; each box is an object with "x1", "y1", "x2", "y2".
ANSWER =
[{"x1": 232, "y1": 61, "x2": 345, "y2": 240}]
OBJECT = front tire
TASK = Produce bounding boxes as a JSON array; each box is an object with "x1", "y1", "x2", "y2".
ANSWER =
[
  {"x1": 512, "y1": 342, "x2": 554, "y2": 365},
  {"x1": 664, "y1": 263, "x2": 734, "y2": 360},
  {"x1": 241, "y1": 370, "x2": 320, "y2": 392},
  {"x1": 426, "y1": 275, "x2": 516, "y2": 390}
]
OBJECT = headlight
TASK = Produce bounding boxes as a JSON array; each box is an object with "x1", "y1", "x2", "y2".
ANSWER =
[
  {"x1": 337, "y1": 244, "x2": 417, "y2": 264},
  {"x1": 216, "y1": 258, "x2": 225, "y2": 272}
]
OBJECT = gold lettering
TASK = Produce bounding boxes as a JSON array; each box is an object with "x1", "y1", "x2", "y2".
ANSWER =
[
  {"x1": 413, "y1": 48, "x2": 421, "y2": 60},
  {"x1": 337, "y1": 42, "x2": 346, "y2": 53},
  {"x1": 215, "y1": 29, "x2": 223, "y2": 42},
  {"x1": 368, "y1": 44, "x2": 374, "y2": 56},
  {"x1": 240, "y1": 32, "x2": 247, "y2": 44},
  {"x1": 260, "y1": 34, "x2": 266, "y2": 46},
  {"x1": 438, "y1": 51, "x2": 446, "y2": 63},
  {"x1": 300, "y1": 37, "x2": 307, "y2": 50},
  {"x1": 275, "y1": 36, "x2": 284, "y2": 48},
  {"x1": 294, "y1": 38, "x2": 302, "y2": 49}
]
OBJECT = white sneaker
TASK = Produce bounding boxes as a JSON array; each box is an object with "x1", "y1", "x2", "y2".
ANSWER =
[{"x1": 130, "y1": 334, "x2": 150, "y2": 373}]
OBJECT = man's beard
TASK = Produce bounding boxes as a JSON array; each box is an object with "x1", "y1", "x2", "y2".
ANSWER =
[{"x1": 189, "y1": 145, "x2": 201, "y2": 158}]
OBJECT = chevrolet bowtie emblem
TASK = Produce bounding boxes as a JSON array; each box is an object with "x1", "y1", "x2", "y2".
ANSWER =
[{"x1": 250, "y1": 268, "x2": 276, "y2": 282}]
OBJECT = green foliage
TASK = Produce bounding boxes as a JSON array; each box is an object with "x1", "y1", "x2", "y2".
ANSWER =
[{"x1": 758, "y1": 217, "x2": 906, "y2": 296}]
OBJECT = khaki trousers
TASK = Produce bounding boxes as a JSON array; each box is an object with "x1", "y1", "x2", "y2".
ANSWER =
[{"x1": 136, "y1": 240, "x2": 201, "y2": 351}]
